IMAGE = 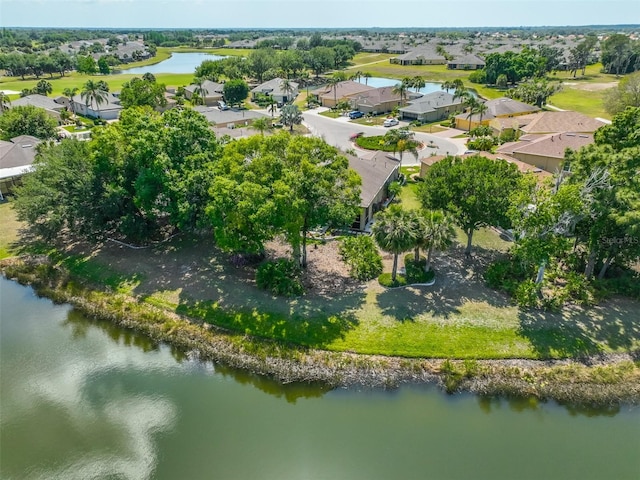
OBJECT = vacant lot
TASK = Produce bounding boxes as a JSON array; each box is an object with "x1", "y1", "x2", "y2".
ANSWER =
[{"x1": 2, "y1": 200, "x2": 637, "y2": 361}]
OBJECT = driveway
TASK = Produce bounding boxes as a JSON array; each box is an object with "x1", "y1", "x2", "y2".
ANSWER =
[{"x1": 301, "y1": 108, "x2": 463, "y2": 165}]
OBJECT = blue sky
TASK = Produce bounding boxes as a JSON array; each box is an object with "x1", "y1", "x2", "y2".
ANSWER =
[{"x1": 1, "y1": 0, "x2": 638, "y2": 29}]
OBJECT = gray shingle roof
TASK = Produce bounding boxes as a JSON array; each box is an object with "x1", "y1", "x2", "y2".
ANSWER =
[{"x1": 347, "y1": 151, "x2": 400, "y2": 207}]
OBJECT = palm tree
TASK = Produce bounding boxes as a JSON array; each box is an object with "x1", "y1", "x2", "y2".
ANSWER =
[
  {"x1": 474, "y1": 101, "x2": 489, "y2": 128},
  {"x1": 384, "y1": 128, "x2": 419, "y2": 169},
  {"x1": 62, "y1": 87, "x2": 78, "y2": 116},
  {"x1": 363, "y1": 72, "x2": 372, "y2": 85},
  {"x1": 392, "y1": 81, "x2": 409, "y2": 107},
  {"x1": 350, "y1": 70, "x2": 363, "y2": 83},
  {"x1": 251, "y1": 117, "x2": 271, "y2": 136},
  {"x1": 441, "y1": 80, "x2": 455, "y2": 93},
  {"x1": 80, "y1": 79, "x2": 108, "y2": 118},
  {"x1": 412, "y1": 210, "x2": 456, "y2": 272},
  {"x1": 280, "y1": 78, "x2": 295, "y2": 104},
  {"x1": 193, "y1": 77, "x2": 208, "y2": 106},
  {"x1": 412, "y1": 75, "x2": 425, "y2": 93},
  {"x1": 372, "y1": 205, "x2": 416, "y2": 282},
  {"x1": 463, "y1": 95, "x2": 480, "y2": 132},
  {"x1": 280, "y1": 104, "x2": 303, "y2": 132},
  {"x1": 327, "y1": 72, "x2": 346, "y2": 108},
  {"x1": 35, "y1": 80, "x2": 52, "y2": 96},
  {"x1": 0, "y1": 92, "x2": 11, "y2": 113},
  {"x1": 267, "y1": 96, "x2": 277, "y2": 117}
]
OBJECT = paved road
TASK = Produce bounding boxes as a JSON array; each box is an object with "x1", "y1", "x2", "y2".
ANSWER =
[{"x1": 301, "y1": 108, "x2": 463, "y2": 165}]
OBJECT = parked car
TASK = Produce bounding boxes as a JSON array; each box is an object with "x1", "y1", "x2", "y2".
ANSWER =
[
  {"x1": 383, "y1": 118, "x2": 399, "y2": 127},
  {"x1": 218, "y1": 101, "x2": 229, "y2": 111},
  {"x1": 348, "y1": 110, "x2": 364, "y2": 119}
]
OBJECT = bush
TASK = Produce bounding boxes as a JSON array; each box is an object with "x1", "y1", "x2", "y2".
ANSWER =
[
  {"x1": 404, "y1": 255, "x2": 435, "y2": 283},
  {"x1": 256, "y1": 259, "x2": 304, "y2": 297},
  {"x1": 378, "y1": 272, "x2": 408, "y2": 288},
  {"x1": 466, "y1": 136, "x2": 497, "y2": 152},
  {"x1": 484, "y1": 258, "x2": 529, "y2": 294},
  {"x1": 468, "y1": 70, "x2": 487, "y2": 84},
  {"x1": 514, "y1": 279, "x2": 540, "y2": 308},
  {"x1": 339, "y1": 236, "x2": 383, "y2": 281},
  {"x1": 563, "y1": 271, "x2": 595, "y2": 305},
  {"x1": 355, "y1": 135, "x2": 397, "y2": 152}
]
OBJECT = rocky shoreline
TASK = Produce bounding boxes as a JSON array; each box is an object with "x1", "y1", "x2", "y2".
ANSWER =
[{"x1": 2, "y1": 256, "x2": 639, "y2": 407}]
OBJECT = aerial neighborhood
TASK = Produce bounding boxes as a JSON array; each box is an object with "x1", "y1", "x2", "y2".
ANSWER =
[{"x1": 0, "y1": 25, "x2": 639, "y2": 408}]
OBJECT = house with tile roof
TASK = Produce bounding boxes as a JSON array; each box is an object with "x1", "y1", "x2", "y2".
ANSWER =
[
  {"x1": 71, "y1": 92, "x2": 123, "y2": 120},
  {"x1": 496, "y1": 132, "x2": 594, "y2": 172},
  {"x1": 9, "y1": 94, "x2": 67, "y2": 124},
  {"x1": 518, "y1": 111, "x2": 608, "y2": 134},
  {"x1": 447, "y1": 54, "x2": 486, "y2": 70},
  {"x1": 399, "y1": 91, "x2": 464, "y2": 123},
  {"x1": 0, "y1": 135, "x2": 41, "y2": 198},
  {"x1": 349, "y1": 86, "x2": 421, "y2": 115},
  {"x1": 346, "y1": 151, "x2": 400, "y2": 231},
  {"x1": 310, "y1": 81, "x2": 375, "y2": 108},
  {"x1": 184, "y1": 80, "x2": 225, "y2": 106},
  {"x1": 420, "y1": 152, "x2": 551, "y2": 184},
  {"x1": 455, "y1": 97, "x2": 540, "y2": 131},
  {"x1": 250, "y1": 78, "x2": 299, "y2": 103}
]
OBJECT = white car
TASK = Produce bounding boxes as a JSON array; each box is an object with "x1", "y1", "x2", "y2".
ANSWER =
[{"x1": 383, "y1": 118, "x2": 399, "y2": 127}]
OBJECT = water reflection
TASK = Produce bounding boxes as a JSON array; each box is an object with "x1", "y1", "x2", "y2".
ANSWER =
[
  {"x1": 477, "y1": 395, "x2": 621, "y2": 417},
  {"x1": 214, "y1": 364, "x2": 331, "y2": 403}
]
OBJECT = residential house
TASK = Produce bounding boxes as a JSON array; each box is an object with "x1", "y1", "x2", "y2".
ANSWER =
[
  {"x1": 420, "y1": 152, "x2": 551, "y2": 184},
  {"x1": 390, "y1": 45, "x2": 447, "y2": 65},
  {"x1": 399, "y1": 91, "x2": 464, "y2": 123},
  {"x1": 310, "y1": 81, "x2": 374, "y2": 108},
  {"x1": 71, "y1": 93, "x2": 123, "y2": 120},
  {"x1": 184, "y1": 80, "x2": 225, "y2": 106},
  {"x1": 194, "y1": 105, "x2": 270, "y2": 128},
  {"x1": 0, "y1": 135, "x2": 41, "y2": 198},
  {"x1": 9, "y1": 94, "x2": 67, "y2": 124},
  {"x1": 447, "y1": 54, "x2": 486, "y2": 70},
  {"x1": 251, "y1": 78, "x2": 299, "y2": 103},
  {"x1": 455, "y1": 97, "x2": 540, "y2": 131},
  {"x1": 349, "y1": 86, "x2": 420, "y2": 115},
  {"x1": 346, "y1": 151, "x2": 401, "y2": 231},
  {"x1": 496, "y1": 132, "x2": 594, "y2": 173},
  {"x1": 518, "y1": 111, "x2": 608, "y2": 134}
]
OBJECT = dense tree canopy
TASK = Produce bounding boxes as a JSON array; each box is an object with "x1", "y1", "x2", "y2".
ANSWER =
[
  {"x1": 119, "y1": 76, "x2": 167, "y2": 109},
  {"x1": 418, "y1": 155, "x2": 523, "y2": 256},
  {"x1": 0, "y1": 105, "x2": 58, "y2": 140}
]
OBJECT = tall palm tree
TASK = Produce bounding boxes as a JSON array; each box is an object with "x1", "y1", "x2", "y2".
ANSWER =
[
  {"x1": 0, "y1": 92, "x2": 11, "y2": 113},
  {"x1": 412, "y1": 75, "x2": 425, "y2": 93},
  {"x1": 362, "y1": 72, "x2": 372, "y2": 85},
  {"x1": 441, "y1": 80, "x2": 455, "y2": 93},
  {"x1": 350, "y1": 70, "x2": 363, "y2": 83},
  {"x1": 326, "y1": 72, "x2": 347, "y2": 107},
  {"x1": 372, "y1": 205, "x2": 416, "y2": 282},
  {"x1": 464, "y1": 95, "x2": 480, "y2": 132},
  {"x1": 62, "y1": 87, "x2": 78, "y2": 116},
  {"x1": 280, "y1": 78, "x2": 295, "y2": 104},
  {"x1": 475, "y1": 101, "x2": 488, "y2": 124},
  {"x1": 411, "y1": 210, "x2": 456, "y2": 271},
  {"x1": 392, "y1": 81, "x2": 409, "y2": 107},
  {"x1": 193, "y1": 77, "x2": 208, "y2": 106},
  {"x1": 384, "y1": 127, "x2": 419, "y2": 169},
  {"x1": 80, "y1": 79, "x2": 108, "y2": 118},
  {"x1": 251, "y1": 117, "x2": 271, "y2": 136}
]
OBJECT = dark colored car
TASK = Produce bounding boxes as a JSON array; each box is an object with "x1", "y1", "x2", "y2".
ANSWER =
[
  {"x1": 349, "y1": 132, "x2": 365, "y2": 141},
  {"x1": 348, "y1": 110, "x2": 364, "y2": 119}
]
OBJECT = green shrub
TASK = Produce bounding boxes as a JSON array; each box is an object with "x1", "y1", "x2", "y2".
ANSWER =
[
  {"x1": 484, "y1": 258, "x2": 529, "y2": 294},
  {"x1": 378, "y1": 273, "x2": 408, "y2": 288},
  {"x1": 466, "y1": 136, "x2": 497, "y2": 152},
  {"x1": 356, "y1": 135, "x2": 397, "y2": 152},
  {"x1": 339, "y1": 236, "x2": 383, "y2": 281},
  {"x1": 468, "y1": 70, "x2": 487, "y2": 84},
  {"x1": 514, "y1": 279, "x2": 540, "y2": 308},
  {"x1": 256, "y1": 259, "x2": 304, "y2": 297},
  {"x1": 563, "y1": 271, "x2": 595, "y2": 305},
  {"x1": 403, "y1": 255, "x2": 435, "y2": 283}
]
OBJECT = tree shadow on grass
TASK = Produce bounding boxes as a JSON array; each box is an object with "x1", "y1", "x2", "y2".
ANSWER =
[
  {"x1": 517, "y1": 298, "x2": 640, "y2": 359},
  {"x1": 376, "y1": 245, "x2": 511, "y2": 321}
]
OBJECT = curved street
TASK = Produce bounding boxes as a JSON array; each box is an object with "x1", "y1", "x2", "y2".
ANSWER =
[{"x1": 301, "y1": 107, "x2": 466, "y2": 165}]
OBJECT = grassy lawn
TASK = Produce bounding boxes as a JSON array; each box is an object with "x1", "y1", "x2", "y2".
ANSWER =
[
  {"x1": 0, "y1": 71, "x2": 195, "y2": 99},
  {"x1": 548, "y1": 88, "x2": 609, "y2": 119},
  {"x1": 346, "y1": 53, "x2": 395, "y2": 68},
  {"x1": 0, "y1": 202, "x2": 20, "y2": 260},
  {"x1": 319, "y1": 110, "x2": 342, "y2": 119},
  {"x1": 409, "y1": 122, "x2": 449, "y2": 133}
]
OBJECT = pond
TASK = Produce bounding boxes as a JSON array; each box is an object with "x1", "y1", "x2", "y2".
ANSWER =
[
  {"x1": 118, "y1": 52, "x2": 226, "y2": 75},
  {"x1": 357, "y1": 76, "x2": 443, "y2": 95},
  {"x1": 1, "y1": 276, "x2": 639, "y2": 480}
]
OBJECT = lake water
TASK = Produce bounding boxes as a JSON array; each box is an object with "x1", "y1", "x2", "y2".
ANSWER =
[
  {"x1": 119, "y1": 52, "x2": 226, "y2": 75},
  {"x1": 1, "y1": 276, "x2": 639, "y2": 480},
  {"x1": 358, "y1": 76, "x2": 443, "y2": 95}
]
